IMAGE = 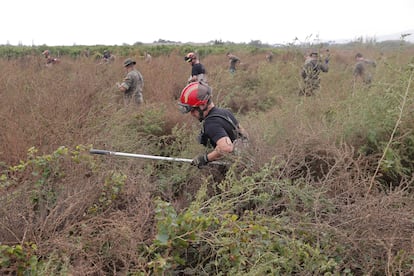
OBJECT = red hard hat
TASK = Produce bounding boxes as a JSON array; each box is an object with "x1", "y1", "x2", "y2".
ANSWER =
[{"x1": 178, "y1": 82, "x2": 212, "y2": 113}]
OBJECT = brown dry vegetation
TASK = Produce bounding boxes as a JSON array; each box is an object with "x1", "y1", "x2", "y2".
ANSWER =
[{"x1": 1, "y1": 44, "x2": 414, "y2": 275}]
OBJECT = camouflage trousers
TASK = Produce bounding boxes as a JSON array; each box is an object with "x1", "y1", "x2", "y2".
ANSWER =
[
  {"x1": 124, "y1": 92, "x2": 143, "y2": 106},
  {"x1": 299, "y1": 78, "x2": 321, "y2": 96}
]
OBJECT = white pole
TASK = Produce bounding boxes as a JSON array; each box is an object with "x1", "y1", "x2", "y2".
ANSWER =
[{"x1": 90, "y1": 149, "x2": 193, "y2": 163}]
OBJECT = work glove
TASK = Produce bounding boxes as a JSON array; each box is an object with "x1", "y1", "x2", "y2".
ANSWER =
[{"x1": 191, "y1": 153, "x2": 209, "y2": 168}]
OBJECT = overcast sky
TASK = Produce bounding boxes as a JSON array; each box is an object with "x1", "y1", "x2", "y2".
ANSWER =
[{"x1": 2, "y1": 0, "x2": 413, "y2": 46}]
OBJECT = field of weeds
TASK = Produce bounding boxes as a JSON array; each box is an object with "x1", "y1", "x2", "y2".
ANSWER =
[{"x1": 1, "y1": 43, "x2": 414, "y2": 275}]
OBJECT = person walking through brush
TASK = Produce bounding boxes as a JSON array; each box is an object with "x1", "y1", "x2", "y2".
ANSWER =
[
  {"x1": 102, "y1": 50, "x2": 114, "y2": 63},
  {"x1": 116, "y1": 58, "x2": 144, "y2": 106},
  {"x1": 353, "y1": 52, "x2": 376, "y2": 85},
  {"x1": 266, "y1": 51, "x2": 274, "y2": 63},
  {"x1": 178, "y1": 81, "x2": 249, "y2": 168},
  {"x1": 299, "y1": 51, "x2": 329, "y2": 96},
  {"x1": 184, "y1": 52, "x2": 207, "y2": 83},
  {"x1": 144, "y1": 51, "x2": 152, "y2": 63},
  {"x1": 226, "y1": 52, "x2": 240, "y2": 74},
  {"x1": 42, "y1": 50, "x2": 60, "y2": 66}
]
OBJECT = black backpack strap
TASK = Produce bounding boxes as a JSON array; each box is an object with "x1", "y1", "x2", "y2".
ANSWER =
[
  {"x1": 202, "y1": 114, "x2": 242, "y2": 141},
  {"x1": 205, "y1": 114, "x2": 237, "y2": 129}
]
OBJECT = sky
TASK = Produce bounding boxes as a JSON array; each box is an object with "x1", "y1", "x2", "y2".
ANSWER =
[{"x1": 2, "y1": 0, "x2": 413, "y2": 46}]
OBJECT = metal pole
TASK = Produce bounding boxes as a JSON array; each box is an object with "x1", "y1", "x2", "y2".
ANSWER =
[
  {"x1": 90, "y1": 149, "x2": 192, "y2": 163},
  {"x1": 89, "y1": 149, "x2": 227, "y2": 166}
]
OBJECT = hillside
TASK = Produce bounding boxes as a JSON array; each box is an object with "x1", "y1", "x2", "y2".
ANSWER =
[{"x1": 1, "y1": 44, "x2": 414, "y2": 275}]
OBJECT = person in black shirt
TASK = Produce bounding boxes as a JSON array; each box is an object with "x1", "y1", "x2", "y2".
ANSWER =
[
  {"x1": 178, "y1": 82, "x2": 248, "y2": 168},
  {"x1": 184, "y1": 52, "x2": 207, "y2": 84}
]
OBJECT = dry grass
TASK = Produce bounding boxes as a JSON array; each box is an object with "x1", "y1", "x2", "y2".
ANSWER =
[{"x1": 1, "y1": 45, "x2": 414, "y2": 274}]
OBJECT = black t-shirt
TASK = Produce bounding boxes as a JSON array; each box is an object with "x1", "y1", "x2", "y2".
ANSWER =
[
  {"x1": 192, "y1": 63, "x2": 206, "y2": 76},
  {"x1": 201, "y1": 107, "x2": 239, "y2": 148}
]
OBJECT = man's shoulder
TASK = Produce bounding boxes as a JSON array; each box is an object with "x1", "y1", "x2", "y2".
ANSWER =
[
  {"x1": 303, "y1": 59, "x2": 315, "y2": 67},
  {"x1": 354, "y1": 61, "x2": 364, "y2": 68},
  {"x1": 209, "y1": 107, "x2": 232, "y2": 115},
  {"x1": 193, "y1": 63, "x2": 205, "y2": 70},
  {"x1": 135, "y1": 69, "x2": 144, "y2": 77},
  {"x1": 129, "y1": 70, "x2": 142, "y2": 77},
  {"x1": 206, "y1": 108, "x2": 237, "y2": 124}
]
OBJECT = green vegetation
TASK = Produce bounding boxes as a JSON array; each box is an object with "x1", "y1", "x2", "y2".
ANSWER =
[{"x1": 1, "y1": 41, "x2": 414, "y2": 275}]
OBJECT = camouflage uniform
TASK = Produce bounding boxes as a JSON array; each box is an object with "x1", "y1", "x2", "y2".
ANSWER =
[
  {"x1": 300, "y1": 54, "x2": 329, "y2": 96},
  {"x1": 354, "y1": 57, "x2": 376, "y2": 85},
  {"x1": 227, "y1": 54, "x2": 240, "y2": 73},
  {"x1": 121, "y1": 69, "x2": 144, "y2": 105},
  {"x1": 266, "y1": 52, "x2": 274, "y2": 63}
]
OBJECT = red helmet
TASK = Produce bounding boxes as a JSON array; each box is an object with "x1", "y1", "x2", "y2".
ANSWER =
[
  {"x1": 178, "y1": 82, "x2": 212, "y2": 113},
  {"x1": 184, "y1": 52, "x2": 196, "y2": 63}
]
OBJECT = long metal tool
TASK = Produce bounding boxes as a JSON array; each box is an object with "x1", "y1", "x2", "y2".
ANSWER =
[{"x1": 89, "y1": 149, "x2": 226, "y2": 165}]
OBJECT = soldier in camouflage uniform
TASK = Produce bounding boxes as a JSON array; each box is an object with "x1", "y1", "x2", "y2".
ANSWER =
[
  {"x1": 353, "y1": 53, "x2": 376, "y2": 85},
  {"x1": 266, "y1": 51, "x2": 274, "y2": 63},
  {"x1": 300, "y1": 51, "x2": 329, "y2": 96},
  {"x1": 117, "y1": 58, "x2": 144, "y2": 106},
  {"x1": 226, "y1": 52, "x2": 240, "y2": 74}
]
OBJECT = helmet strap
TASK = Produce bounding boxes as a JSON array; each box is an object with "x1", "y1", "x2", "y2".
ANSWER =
[
  {"x1": 197, "y1": 98, "x2": 211, "y2": 122},
  {"x1": 197, "y1": 106, "x2": 207, "y2": 122},
  {"x1": 197, "y1": 108, "x2": 205, "y2": 122}
]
